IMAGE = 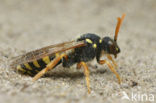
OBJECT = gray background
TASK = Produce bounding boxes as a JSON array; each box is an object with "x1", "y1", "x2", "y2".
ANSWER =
[{"x1": 0, "y1": 0, "x2": 156, "y2": 103}]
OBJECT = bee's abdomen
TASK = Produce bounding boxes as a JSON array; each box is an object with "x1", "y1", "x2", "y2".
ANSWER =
[{"x1": 16, "y1": 56, "x2": 61, "y2": 76}]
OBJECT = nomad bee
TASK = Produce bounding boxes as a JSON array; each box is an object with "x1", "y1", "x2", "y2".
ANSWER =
[{"x1": 11, "y1": 14, "x2": 125, "y2": 93}]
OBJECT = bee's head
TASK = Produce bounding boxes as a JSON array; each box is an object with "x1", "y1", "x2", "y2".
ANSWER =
[
  {"x1": 101, "y1": 37, "x2": 120, "y2": 58},
  {"x1": 101, "y1": 14, "x2": 125, "y2": 58}
]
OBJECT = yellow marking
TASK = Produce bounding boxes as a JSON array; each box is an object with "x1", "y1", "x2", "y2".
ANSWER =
[
  {"x1": 24, "y1": 63, "x2": 32, "y2": 70},
  {"x1": 99, "y1": 39, "x2": 102, "y2": 43},
  {"x1": 55, "y1": 53, "x2": 59, "y2": 57},
  {"x1": 33, "y1": 60, "x2": 40, "y2": 68},
  {"x1": 86, "y1": 39, "x2": 93, "y2": 44},
  {"x1": 93, "y1": 44, "x2": 97, "y2": 48},
  {"x1": 17, "y1": 65, "x2": 26, "y2": 72},
  {"x1": 116, "y1": 48, "x2": 118, "y2": 51},
  {"x1": 42, "y1": 56, "x2": 50, "y2": 64}
]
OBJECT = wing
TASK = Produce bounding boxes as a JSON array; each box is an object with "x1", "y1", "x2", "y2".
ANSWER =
[{"x1": 10, "y1": 40, "x2": 86, "y2": 67}]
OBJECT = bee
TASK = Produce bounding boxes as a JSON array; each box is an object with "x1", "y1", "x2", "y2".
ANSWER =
[{"x1": 10, "y1": 14, "x2": 125, "y2": 93}]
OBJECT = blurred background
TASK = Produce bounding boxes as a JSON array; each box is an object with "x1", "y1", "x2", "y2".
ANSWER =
[
  {"x1": 0, "y1": 0, "x2": 156, "y2": 103},
  {"x1": 0, "y1": 0, "x2": 155, "y2": 50}
]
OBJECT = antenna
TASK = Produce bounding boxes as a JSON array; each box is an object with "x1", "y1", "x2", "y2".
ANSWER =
[{"x1": 114, "y1": 14, "x2": 126, "y2": 42}]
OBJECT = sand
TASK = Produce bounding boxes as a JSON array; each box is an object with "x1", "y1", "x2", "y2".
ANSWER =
[{"x1": 0, "y1": 0, "x2": 156, "y2": 103}]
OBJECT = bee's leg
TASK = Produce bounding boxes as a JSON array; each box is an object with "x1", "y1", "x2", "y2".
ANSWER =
[
  {"x1": 32, "y1": 54, "x2": 67, "y2": 81},
  {"x1": 107, "y1": 55, "x2": 118, "y2": 69},
  {"x1": 99, "y1": 60, "x2": 121, "y2": 84},
  {"x1": 77, "y1": 62, "x2": 91, "y2": 94}
]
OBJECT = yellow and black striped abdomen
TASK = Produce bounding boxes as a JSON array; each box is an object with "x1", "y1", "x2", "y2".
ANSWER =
[{"x1": 16, "y1": 55, "x2": 61, "y2": 76}]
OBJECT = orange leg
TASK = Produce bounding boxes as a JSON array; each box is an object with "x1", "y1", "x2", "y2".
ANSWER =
[
  {"x1": 99, "y1": 60, "x2": 121, "y2": 84},
  {"x1": 77, "y1": 62, "x2": 91, "y2": 94},
  {"x1": 32, "y1": 54, "x2": 67, "y2": 81},
  {"x1": 107, "y1": 55, "x2": 118, "y2": 69}
]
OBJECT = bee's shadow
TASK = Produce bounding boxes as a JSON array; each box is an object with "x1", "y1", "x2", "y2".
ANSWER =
[{"x1": 44, "y1": 69, "x2": 107, "y2": 80}]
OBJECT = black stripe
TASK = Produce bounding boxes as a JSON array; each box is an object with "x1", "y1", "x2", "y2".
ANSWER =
[
  {"x1": 20, "y1": 64, "x2": 37, "y2": 76},
  {"x1": 33, "y1": 55, "x2": 62, "y2": 72},
  {"x1": 28, "y1": 62, "x2": 41, "y2": 71},
  {"x1": 37, "y1": 59, "x2": 47, "y2": 70},
  {"x1": 37, "y1": 55, "x2": 55, "y2": 69},
  {"x1": 21, "y1": 64, "x2": 28, "y2": 71},
  {"x1": 20, "y1": 64, "x2": 32, "y2": 75}
]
